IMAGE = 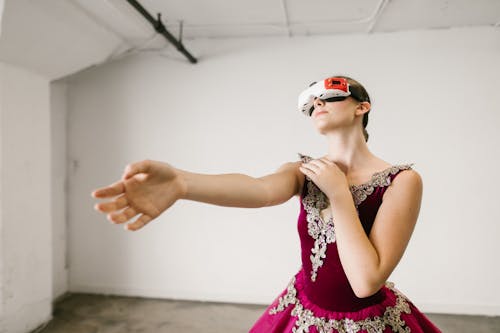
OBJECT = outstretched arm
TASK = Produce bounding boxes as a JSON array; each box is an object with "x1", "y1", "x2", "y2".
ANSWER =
[
  {"x1": 91, "y1": 159, "x2": 302, "y2": 231},
  {"x1": 177, "y1": 160, "x2": 301, "y2": 208}
]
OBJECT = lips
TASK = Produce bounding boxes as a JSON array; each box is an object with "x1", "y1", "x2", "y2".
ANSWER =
[{"x1": 315, "y1": 111, "x2": 328, "y2": 117}]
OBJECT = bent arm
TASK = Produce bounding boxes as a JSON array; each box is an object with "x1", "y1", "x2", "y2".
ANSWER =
[
  {"x1": 176, "y1": 161, "x2": 302, "y2": 208},
  {"x1": 331, "y1": 169, "x2": 422, "y2": 298}
]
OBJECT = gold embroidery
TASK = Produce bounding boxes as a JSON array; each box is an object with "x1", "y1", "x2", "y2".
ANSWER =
[
  {"x1": 299, "y1": 153, "x2": 336, "y2": 282},
  {"x1": 269, "y1": 275, "x2": 412, "y2": 333},
  {"x1": 349, "y1": 164, "x2": 415, "y2": 207},
  {"x1": 302, "y1": 178, "x2": 336, "y2": 282}
]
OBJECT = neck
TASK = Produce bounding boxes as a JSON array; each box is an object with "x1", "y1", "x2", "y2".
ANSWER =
[{"x1": 323, "y1": 128, "x2": 375, "y2": 174}]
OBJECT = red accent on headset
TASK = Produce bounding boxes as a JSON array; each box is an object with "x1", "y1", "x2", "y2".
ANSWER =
[{"x1": 324, "y1": 77, "x2": 349, "y2": 93}]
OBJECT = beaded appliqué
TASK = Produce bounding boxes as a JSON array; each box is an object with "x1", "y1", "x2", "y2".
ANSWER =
[
  {"x1": 298, "y1": 153, "x2": 414, "y2": 282},
  {"x1": 349, "y1": 164, "x2": 415, "y2": 208},
  {"x1": 302, "y1": 172, "x2": 336, "y2": 282},
  {"x1": 269, "y1": 276, "x2": 412, "y2": 333}
]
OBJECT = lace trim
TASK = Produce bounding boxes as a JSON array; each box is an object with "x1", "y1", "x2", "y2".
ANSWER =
[
  {"x1": 269, "y1": 276, "x2": 412, "y2": 333},
  {"x1": 298, "y1": 153, "x2": 414, "y2": 283},
  {"x1": 349, "y1": 164, "x2": 415, "y2": 207},
  {"x1": 302, "y1": 179, "x2": 335, "y2": 282},
  {"x1": 298, "y1": 153, "x2": 414, "y2": 208}
]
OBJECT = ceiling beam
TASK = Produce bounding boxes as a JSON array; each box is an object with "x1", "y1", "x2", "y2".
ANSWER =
[
  {"x1": 125, "y1": 0, "x2": 197, "y2": 63},
  {"x1": 280, "y1": 0, "x2": 292, "y2": 37},
  {"x1": 367, "y1": 0, "x2": 391, "y2": 33}
]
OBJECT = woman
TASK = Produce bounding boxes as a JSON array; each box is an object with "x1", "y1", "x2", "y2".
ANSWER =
[{"x1": 92, "y1": 76, "x2": 442, "y2": 332}]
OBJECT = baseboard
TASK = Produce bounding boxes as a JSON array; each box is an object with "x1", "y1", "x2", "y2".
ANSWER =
[{"x1": 69, "y1": 283, "x2": 500, "y2": 316}]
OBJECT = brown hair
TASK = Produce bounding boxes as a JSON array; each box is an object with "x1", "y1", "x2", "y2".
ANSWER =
[{"x1": 332, "y1": 75, "x2": 371, "y2": 142}]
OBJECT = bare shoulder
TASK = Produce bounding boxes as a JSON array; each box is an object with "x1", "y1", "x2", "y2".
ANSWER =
[
  {"x1": 257, "y1": 160, "x2": 305, "y2": 206},
  {"x1": 286, "y1": 160, "x2": 306, "y2": 198},
  {"x1": 393, "y1": 167, "x2": 422, "y2": 185},
  {"x1": 384, "y1": 167, "x2": 423, "y2": 201},
  {"x1": 275, "y1": 160, "x2": 305, "y2": 197}
]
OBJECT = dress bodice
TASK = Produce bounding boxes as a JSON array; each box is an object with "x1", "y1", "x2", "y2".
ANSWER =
[{"x1": 297, "y1": 153, "x2": 415, "y2": 311}]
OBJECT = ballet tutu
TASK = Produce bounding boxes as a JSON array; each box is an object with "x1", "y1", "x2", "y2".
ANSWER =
[{"x1": 249, "y1": 269, "x2": 442, "y2": 333}]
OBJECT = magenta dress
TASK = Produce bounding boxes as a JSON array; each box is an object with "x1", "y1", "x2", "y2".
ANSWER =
[{"x1": 249, "y1": 153, "x2": 442, "y2": 333}]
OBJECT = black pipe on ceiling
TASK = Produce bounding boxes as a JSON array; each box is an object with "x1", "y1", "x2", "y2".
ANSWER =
[{"x1": 126, "y1": 0, "x2": 197, "y2": 64}]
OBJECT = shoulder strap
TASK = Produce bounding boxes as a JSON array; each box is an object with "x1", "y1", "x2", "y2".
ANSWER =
[
  {"x1": 297, "y1": 153, "x2": 313, "y2": 198},
  {"x1": 387, "y1": 163, "x2": 415, "y2": 182}
]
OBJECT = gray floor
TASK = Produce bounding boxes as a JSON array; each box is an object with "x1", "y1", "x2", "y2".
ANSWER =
[{"x1": 31, "y1": 293, "x2": 500, "y2": 333}]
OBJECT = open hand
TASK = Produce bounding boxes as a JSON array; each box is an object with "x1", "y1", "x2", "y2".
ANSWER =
[{"x1": 91, "y1": 160, "x2": 186, "y2": 231}]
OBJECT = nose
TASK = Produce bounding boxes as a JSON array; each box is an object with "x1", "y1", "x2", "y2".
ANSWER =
[{"x1": 313, "y1": 97, "x2": 325, "y2": 110}]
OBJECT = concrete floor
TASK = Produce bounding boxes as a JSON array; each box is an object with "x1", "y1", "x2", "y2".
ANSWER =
[{"x1": 31, "y1": 293, "x2": 500, "y2": 333}]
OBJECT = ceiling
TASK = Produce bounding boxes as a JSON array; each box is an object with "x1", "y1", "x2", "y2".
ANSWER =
[{"x1": 0, "y1": 0, "x2": 498, "y2": 80}]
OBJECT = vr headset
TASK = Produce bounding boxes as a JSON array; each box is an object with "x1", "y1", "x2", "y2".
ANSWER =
[{"x1": 298, "y1": 77, "x2": 367, "y2": 116}]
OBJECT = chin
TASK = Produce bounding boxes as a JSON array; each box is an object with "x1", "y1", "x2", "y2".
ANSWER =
[
  {"x1": 316, "y1": 127, "x2": 329, "y2": 136},
  {"x1": 314, "y1": 123, "x2": 335, "y2": 135}
]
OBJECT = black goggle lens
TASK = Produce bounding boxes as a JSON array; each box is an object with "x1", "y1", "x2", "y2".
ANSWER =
[
  {"x1": 308, "y1": 96, "x2": 349, "y2": 116},
  {"x1": 323, "y1": 96, "x2": 348, "y2": 103}
]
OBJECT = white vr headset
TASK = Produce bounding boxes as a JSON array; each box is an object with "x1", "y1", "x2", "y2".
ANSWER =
[{"x1": 298, "y1": 77, "x2": 366, "y2": 116}]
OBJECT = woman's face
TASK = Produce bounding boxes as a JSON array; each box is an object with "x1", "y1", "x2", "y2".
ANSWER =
[{"x1": 311, "y1": 97, "x2": 361, "y2": 135}]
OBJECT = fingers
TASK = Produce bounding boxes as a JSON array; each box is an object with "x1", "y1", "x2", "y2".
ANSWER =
[
  {"x1": 320, "y1": 157, "x2": 334, "y2": 165},
  {"x1": 299, "y1": 164, "x2": 315, "y2": 179},
  {"x1": 301, "y1": 159, "x2": 322, "y2": 173},
  {"x1": 92, "y1": 160, "x2": 152, "y2": 197},
  {"x1": 122, "y1": 160, "x2": 151, "y2": 181},
  {"x1": 92, "y1": 180, "x2": 125, "y2": 198},
  {"x1": 303, "y1": 158, "x2": 332, "y2": 169},
  {"x1": 125, "y1": 214, "x2": 153, "y2": 231},
  {"x1": 300, "y1": 158, "x2": 333, "y2": 176},
  {"x1": 309, "y1": 158, "x2": 331, "y2": 166},
  {"x1": 94, "y1": 194, "x2": 128, "y2": 213},
  {"x1": 106, "y1": 206, "x2": 154, "y2": 231},
  {"x1": 107, "y1": 206, "x2": 138, "y2": 224}
]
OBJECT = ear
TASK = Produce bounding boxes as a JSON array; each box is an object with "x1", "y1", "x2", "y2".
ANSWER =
[{"x1": 356, "y1": 101, "x2": 371, "y2": 116}]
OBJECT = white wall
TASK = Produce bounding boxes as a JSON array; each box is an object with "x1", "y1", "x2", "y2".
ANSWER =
[
  {"x1": 65, "y1": 26, "x2": 500, "y2": 315},
  {"x1": 50, "y1": 82, "x2": 68, "y2": 301},
  {"x1": 0, "y1": 62, "x2": 52, "y2": 333},
  {"x1": 0, "y1": 0, "x2": 5, "y2": 36}
]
